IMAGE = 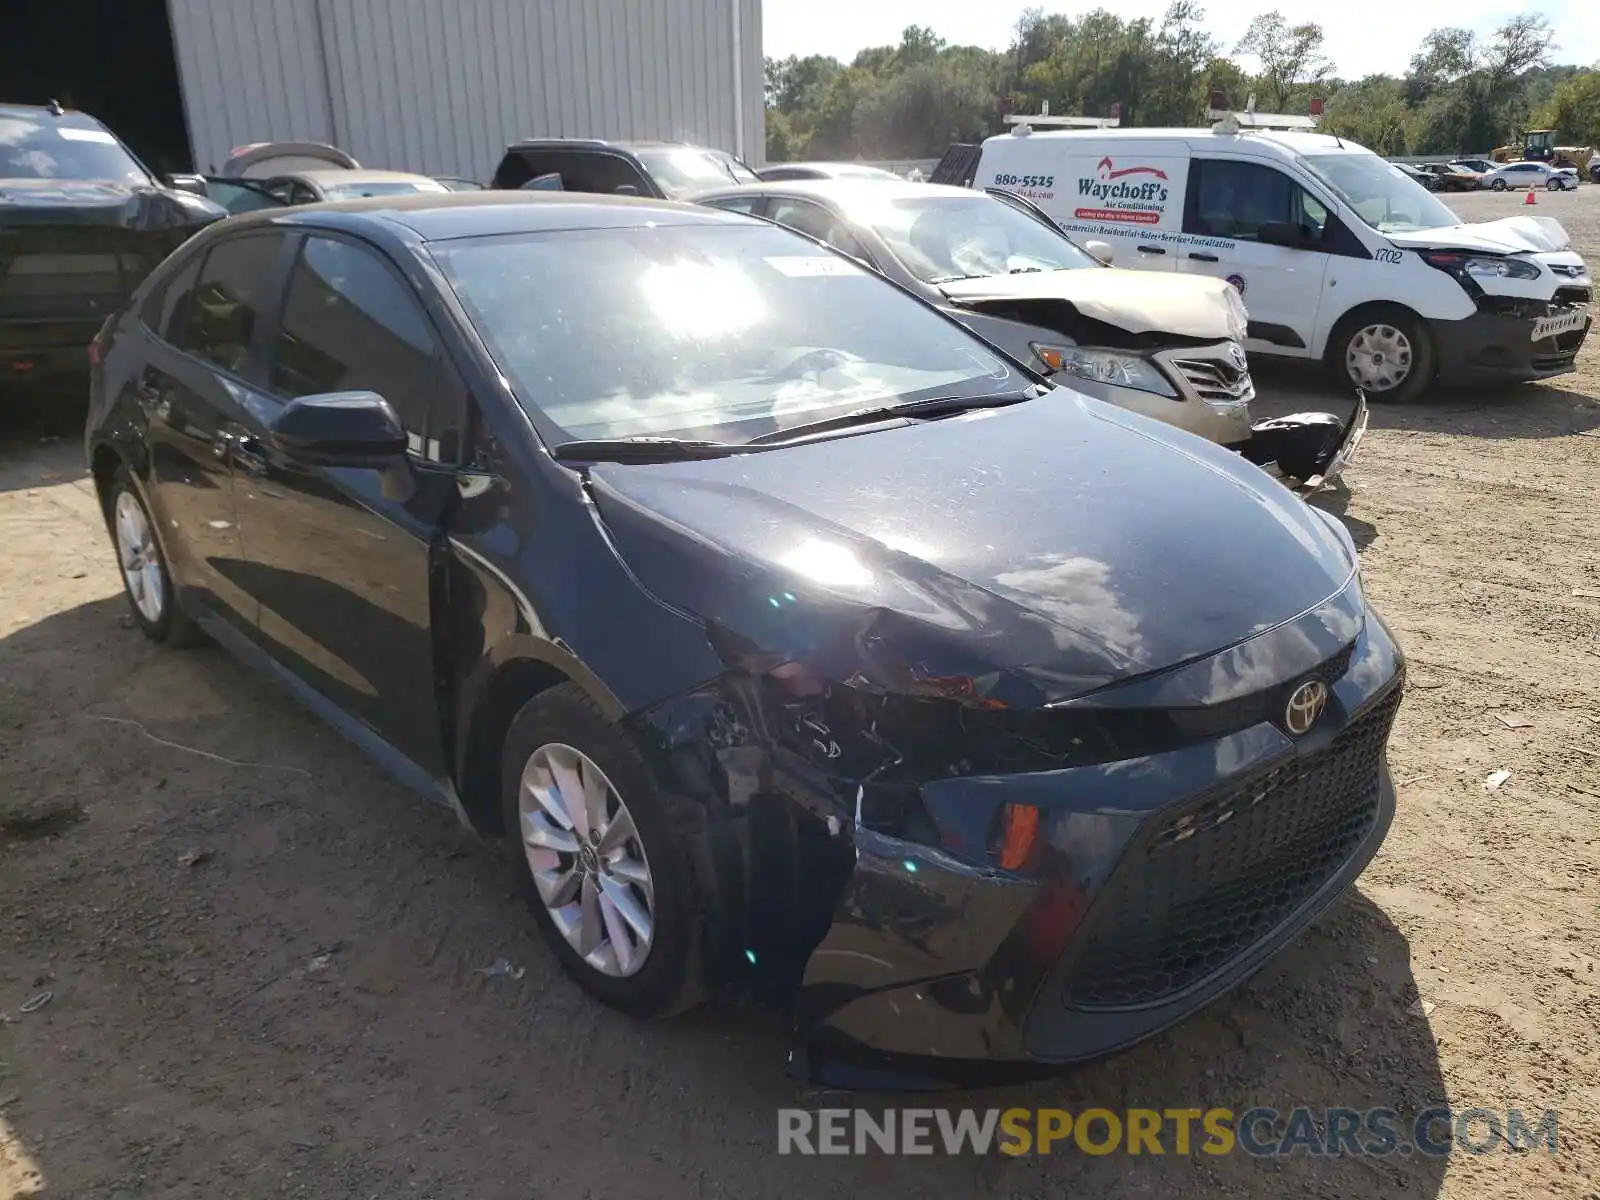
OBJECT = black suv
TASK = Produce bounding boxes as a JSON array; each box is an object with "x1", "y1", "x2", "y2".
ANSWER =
[
  {"x1": 490, "y1": 138, "x2": 757, "y2": 198},
  {"x1": 1, "y1": 101, "x2": 223, "y2": 389}
]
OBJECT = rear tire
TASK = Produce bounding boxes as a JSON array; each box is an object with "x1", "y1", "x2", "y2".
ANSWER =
[
  {"x1": 1328, "y1": 306, "x2": 1434, "y2": 405},
  {"x1": 500, "y1": 683, "x2": 707, "y2": 1019},
  {"x1": 106, "y1": 467, "x2": 199, "y2": 646}
]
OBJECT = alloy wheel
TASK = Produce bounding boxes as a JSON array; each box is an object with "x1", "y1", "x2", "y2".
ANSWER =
[
  {"x1": 1346, "y1": 324, "x2": 1413, "y2": 393},
  {"x1": 518, "y1": 743, "x2": 655, "y2": 977},
  {"x1": 114, "y1": 491, "x2": 165, "y2": 624}
]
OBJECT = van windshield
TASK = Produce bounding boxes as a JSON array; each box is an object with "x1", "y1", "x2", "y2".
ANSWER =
[{"x1": 1302, "y1": 153, "x2": 1460, "y2": 234}]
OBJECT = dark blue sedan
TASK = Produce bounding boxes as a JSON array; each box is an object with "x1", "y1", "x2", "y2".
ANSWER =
[{"x1": 84, "y1": 192, "x2": 1403, "y2": 1088}]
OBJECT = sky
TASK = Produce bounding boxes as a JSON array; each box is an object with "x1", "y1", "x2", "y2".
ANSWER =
[{"x1": 762, "y1": 1, "x2": 1599, "y2": 82}]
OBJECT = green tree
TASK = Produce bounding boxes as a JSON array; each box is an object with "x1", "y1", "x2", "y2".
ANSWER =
[
  {"x1": 1234, "y1": 11, "x2": 1331, "y2": 112},
  {"x1": 1543, "y1": 70, "x2": 1600, "y2": 143}
]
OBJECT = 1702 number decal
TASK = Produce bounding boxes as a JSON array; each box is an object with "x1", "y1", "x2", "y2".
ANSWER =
[
  {"x1": 1374, "y1": 248, "x2": 1404, "y2": 264},
  {"x1": 993, "y1": 174, "x2": 1055, "y2": 188}
]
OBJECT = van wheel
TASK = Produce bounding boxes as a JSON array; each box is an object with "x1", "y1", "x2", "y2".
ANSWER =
[{"x1": 1329, "y1": 307, "x2": 1434, "y2": 404}]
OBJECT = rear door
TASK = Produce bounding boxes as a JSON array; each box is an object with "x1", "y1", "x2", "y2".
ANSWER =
[
  {"x1": 139, "y1": 230, "x2": 291, "y2": 641},
  {"x1": 234, "y1": 231, "x2": 463, "y2": 774},
  {"x1": 1179, "y1": 156, "x2": 1332, "y2": 357}
]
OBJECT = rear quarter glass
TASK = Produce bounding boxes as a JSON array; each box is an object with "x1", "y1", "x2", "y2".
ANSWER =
[{"x1": 975, "y1": 139, "x2": 1189, "y2": 250}]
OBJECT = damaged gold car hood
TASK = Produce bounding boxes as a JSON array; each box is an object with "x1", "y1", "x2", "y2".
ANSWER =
[{"x1": 938, "y1": 268, "x2": 1247, "y2": 342}]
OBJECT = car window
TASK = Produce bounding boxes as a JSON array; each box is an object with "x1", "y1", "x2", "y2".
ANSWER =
[
  {"x1": 269, "y1": 235, "x2": 446, "y2": 459},
  {"x1": 140, "y1": 253, "x2": 202, "y2": 339},
  {"x1": 289, "y1": 182, "x2": 320, "y2": 204},
  {"x1": 1189, "y1": 160, "x2": 1301, "y2": 240},
  {"x1": 704, "y1": 194, "x2": 763, "y2": 215},
  {"x1": 766, "y1": 198, "x2": 869, "y2": 260},
  {"x1": 855, "y1": 193, "x2": 1098, "y2": 282},
  {"x1": 177, "y1": 232, "x2": 286, "y2": 375},
  {"x1": 1299, "y1": 154, "x2": 1459, "y2": 234},
  {"x1": 0, "y1": 113, "x2": 149, "y2": 184},
  {"x1": 430, "y1": 222, "x2": 1026, "y2": 447},
  {"x1": 632, "y1": 147, "x2": 747, "y2": 197},
  {"x1": 201, "y1": 178, "x2": 286, "y2": 216},
  {"x1": 319, "y1": 179, "x2": 447, "y2": 200},
  {"x1": 493, "y1": 150, "x2": 646, "y2": 195}
]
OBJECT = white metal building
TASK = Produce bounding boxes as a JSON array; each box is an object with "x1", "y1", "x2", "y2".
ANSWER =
[{"x1": 163, "y1": 0, "x2": 764, "y2": 177}]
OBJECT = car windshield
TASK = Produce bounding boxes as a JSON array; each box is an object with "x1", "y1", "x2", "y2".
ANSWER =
[
  {"x1": 1301, "y1": 153, "x2": 1460, "y2": 233},
  {"x1": 431, "y1": 222, "x2": 1025, "y2": 446},
  {"x1": 321, "y1": 179, "x2": 443, "y2": 199},
  {"x1": 0, "y1": 114, "x2": 149, "y2": 185},
  {"x1": 852, "y1": 193, "x2": 1099, "y2": 283},
  {"x1": 634, "y1": 148, "x2": 752, "y2": 197}
]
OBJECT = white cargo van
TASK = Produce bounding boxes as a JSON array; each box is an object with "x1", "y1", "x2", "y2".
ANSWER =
[{"x1": 973, "y1": 125, "x2": 1593, "y2": 401}]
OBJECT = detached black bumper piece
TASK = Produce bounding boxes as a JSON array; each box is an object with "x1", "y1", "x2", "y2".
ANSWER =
[
  {"x1": 793, "y1": 601, "x2": 1404, "y2": 1090},
  {"x1": 1433, "y1": 298, "x2": 1592, "y2": 385}
]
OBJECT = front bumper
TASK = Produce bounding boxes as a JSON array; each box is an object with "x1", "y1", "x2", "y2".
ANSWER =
[
  {"x1": 1433, "y1": 300, "x2": 1591, "y2": 384},
  {"x1": 1051, "y1": 341, "x2": 1255, "y2": 448},
  {"x1": 793, "y1": 592, "x2": 1405, "y2": 1089}
]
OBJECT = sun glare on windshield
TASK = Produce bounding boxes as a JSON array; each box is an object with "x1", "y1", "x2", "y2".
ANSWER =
[{"x1": 638, "y1": 259, "x2": 767, "y2": 339}]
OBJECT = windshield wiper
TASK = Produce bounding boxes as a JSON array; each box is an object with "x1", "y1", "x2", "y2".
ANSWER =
[
  {"x1": 551, "y1": 436, "x2": 738, "y2": 464},
  {"x1": 743, "y1": 392, "x2": 1034, "y2": 447}
]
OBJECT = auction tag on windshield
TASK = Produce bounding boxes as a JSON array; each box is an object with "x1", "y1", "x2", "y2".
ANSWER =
[
  {"x1": 57, "y1": 128, "x2": 118, "y2": 143},
  {"x1": 765, "y1": 256, "x2": 860, "y2": 278}
]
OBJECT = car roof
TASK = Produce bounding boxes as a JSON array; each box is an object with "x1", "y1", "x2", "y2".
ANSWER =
[
  {"x1": 503, "y1": 138, "x2": 709, "y2": 154},
  {"x1": 289, "y1": 169, "x2": 443, "y2": 185},
  {"x1": 691, "y1": 179, "x2": 972, "y2": 206},
  {"x1": 0, "y1": 102, "x2": 108, "y2": 132},
  {"x1": 213, "y1": 190, "x2": 753, "y2": 242},
  {"x1": 979, "y1": 126, "x2": 1364, "y2": 161}
]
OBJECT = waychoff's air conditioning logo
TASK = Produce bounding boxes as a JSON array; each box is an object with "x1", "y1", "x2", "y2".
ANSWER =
[{"x1": 1074, "y1": 157, "x2": 1170, "y2": 225}]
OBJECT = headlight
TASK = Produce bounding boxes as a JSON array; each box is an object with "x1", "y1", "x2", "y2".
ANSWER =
[
  {"x1": 1421, "y1": 251, "x2": 1541, "y2": 281},
  {"x1": 1031, "y1": 344, "x2": 1178, "y2": 397}
]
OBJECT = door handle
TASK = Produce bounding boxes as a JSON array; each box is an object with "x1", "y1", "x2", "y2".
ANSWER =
[
  {"x1": 1136, "y1": 245, "x2": 1166, "y2": 255},
  {"x1": 1189, "y1": 252, "x2": 1219, "y2": 262},
  {"x1": 216, "y1": 429, "x2": 269, "y2": 477},
  {"x1": 136, "y1": 370, "x2": 161, "y2": 412}
]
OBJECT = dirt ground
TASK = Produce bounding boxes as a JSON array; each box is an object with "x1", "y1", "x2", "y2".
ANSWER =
[{"x1": 2, "y1": 186, "x2": 1598, "y2": 1200}]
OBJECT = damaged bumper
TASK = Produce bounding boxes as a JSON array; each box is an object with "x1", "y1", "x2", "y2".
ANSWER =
[
  {"x1": 1246, "y1": 389, "x2": 1369, "y2": 493},
  {"x1": 792, "y1": 607, "x2": 1403, "y2": 1088}
]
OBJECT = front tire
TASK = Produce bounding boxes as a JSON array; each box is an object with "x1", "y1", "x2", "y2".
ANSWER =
[
  {"x1": 106, "y1": 467, "x2": 198, "y2": 645},
  {"x1": 1547, "y1": 179, "x2": 1561, "y2": 191},
  {"x1": 501, "y1": 683, "x2": 706, "y2": 1019},
  {"x1": 1329, "y1": 307, "x2": 1434, "y2": 404},
  {"x1": 1491, "y1": 178, "x2": 1508, "y2": 191}
]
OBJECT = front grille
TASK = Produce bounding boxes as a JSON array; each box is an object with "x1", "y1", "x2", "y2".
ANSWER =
[
  {"x1": 1170, "y1": 641, "x2": 1354, "y2": 742},
  {"x1": 1168, "y1": 353, "x2": 1254, "y2": 404},
  {"x1": 1061, "y1": 681, "x2": 1401, "y2": 1011}
]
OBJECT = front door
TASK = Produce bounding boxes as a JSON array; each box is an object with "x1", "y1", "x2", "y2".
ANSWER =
[
  {"x1": 1179, "y1": 157, "x2": 1332, "y2": 358},
  {"x1": 234, "y1": 231, "x2": 463, "y2": 775},
  {"x1": 139, "y1": 230, "x2": 290, "y2": 641}
]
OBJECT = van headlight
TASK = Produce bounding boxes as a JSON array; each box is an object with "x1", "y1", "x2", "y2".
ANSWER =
[
  {"x1": 1421, "y1": 251, "x2": 1542, "y2": 281},
  {"x1": 1031, "y1": 344, "x2": 1178, "y2": 397}
]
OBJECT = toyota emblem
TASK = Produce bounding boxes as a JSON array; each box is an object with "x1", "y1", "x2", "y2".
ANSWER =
[
  {"x1": 1283, "y1": 679, "x2": 1329, "y2": 736},
  {"x1": 1228, "y1": 343, "x2": 1248, "y2": 374}
]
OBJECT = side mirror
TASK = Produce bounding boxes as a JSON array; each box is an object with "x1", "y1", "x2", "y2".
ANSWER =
[
  {"x1": 165, "y1": 173, "x2": 208, "y2": 196},
  {"x1": 269, "y1": 391, "x2": 407, "y2": 465},
  {"x1": 1084, "y1": 239, "x2": 1115, "y2": 265}
]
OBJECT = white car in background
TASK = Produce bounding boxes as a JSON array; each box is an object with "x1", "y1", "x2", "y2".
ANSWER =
[{"x1": 1481, "y1": 161, "x2": 1571, "y2": 191}]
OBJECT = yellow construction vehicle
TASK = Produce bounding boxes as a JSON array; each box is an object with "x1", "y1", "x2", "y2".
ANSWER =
[{"x1": 1490, "y1": 129, "x2": 1593, "y2": 174}]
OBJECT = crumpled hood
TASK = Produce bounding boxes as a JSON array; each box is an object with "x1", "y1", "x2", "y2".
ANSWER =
[
  {"x1": 0, "y1": 178, "x2": 224, "y2": 230},
  {"x1": 938, "y1": 268, "x2": 1245, "y2": 342},
  {"x1": 1387, "y1": 215, "x2": 1574, "y2": 256},
  {"x1": 586, "y1": 392, "x2": 1356, "y2": 707}
]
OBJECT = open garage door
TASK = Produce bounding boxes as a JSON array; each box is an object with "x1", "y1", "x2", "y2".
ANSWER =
[{"x1": 0, "y1": 0, "x2": 192, "y2": 173}]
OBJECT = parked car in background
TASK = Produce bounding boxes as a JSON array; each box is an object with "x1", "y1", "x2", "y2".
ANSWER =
[
  {"x1": 435, "y1": 177, "x2": 485, "y2": 191},
  {"x1": 693, "y1": 179, "x2": 1363, "y2": 483},
  {"x1": 1420, "y1": 163, "x2": 1483, "y2": 192},
  {"x1": 1481, "y1": 161, "x2": 1565, "y2": 191},
  {"x1": 490, "y1": 138, "x2": 757, "y2": 198},
  {"x1": 756, "y1": 162, "x2": 900, "y2": 182},
  {"x1": 1395, "y1": 162, "x2": 1438, "y2": 191},
  {"x1": 1551, "y1": 167, "x2": 1580, "y2": 191},
  {"x1": 84, "y1": 190, "x2": 1405, "y2": 1089},
  {"x1": 0, "y1": 100, "x2": 224, "y2": 390},
  {"x1": 1450, "y1": 158, "x2": 1496, "y2": 175},
  {"x1": 255, "y1": 169, "x2": 450, "y2": 205}
]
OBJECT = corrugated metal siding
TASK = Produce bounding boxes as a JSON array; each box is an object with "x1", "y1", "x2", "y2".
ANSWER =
[{"x1": 166, "y1": 0, "x2": 764, "y2": 177}]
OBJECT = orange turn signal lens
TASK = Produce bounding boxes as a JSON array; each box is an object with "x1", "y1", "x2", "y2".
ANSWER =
[{"x1": 999, "y1": 802, "x2": 1040, "y2": 870}]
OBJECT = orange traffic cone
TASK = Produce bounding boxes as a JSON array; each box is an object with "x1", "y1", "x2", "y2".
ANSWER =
[{"x1": 1524, "y1": 189, "x2": 1537, "y2": 205}]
